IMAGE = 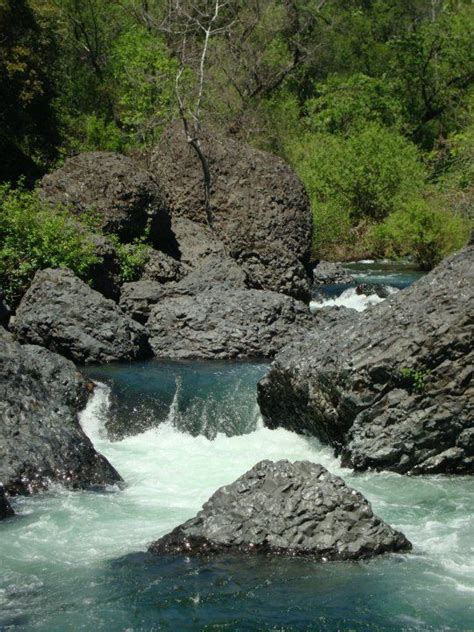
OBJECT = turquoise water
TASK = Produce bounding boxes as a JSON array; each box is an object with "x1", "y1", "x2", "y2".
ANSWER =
[
  {"x1": 1, "y1": 360, "x2": 473, "y2": 631},
  {"x1": 2, "y1": 267, "x2": 473, "y2": 631}
]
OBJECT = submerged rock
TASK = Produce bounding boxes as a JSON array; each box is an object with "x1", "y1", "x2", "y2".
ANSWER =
[
  {"x1": 0, "y1": 486, "x2": 14, "y2": 520},
  {"x1": 355, "y1": 283, "x2": 392, "y2": 299},
  {"x1": 258, "y1": 246, "x2": 474, "y2": 474},
  {"x1": 39, "y1": 151, "x2": 178, "y2": 253},
  {"x1": 147, "y1": 288, "x2": 314, "y2": 360},
  {"x1": 151, "y1": 124, "x2": 312, "y2": 300},
  {"x1": 13, "y1": 268, "x2": 151, "y2": 364},
  {"x1": 149, "y1": 460, "x2": 411, "y2": 559},
  {"x1": 0, "y1": 327, "x2": 121, "y2": 495},
  {"x1": 312, "y1": 262, "x2": 354, "y2": 287}
]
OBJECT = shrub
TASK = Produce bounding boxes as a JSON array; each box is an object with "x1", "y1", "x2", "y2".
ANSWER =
[
  {"x1": 369, "y1": 197, "x2": 471, "y2": 270},
  {"x1": 109, "y1": 235, "x2": 151, "y2": 283},
  {"x1": 286, "y1": 124, "x2": 426, "y2": 258},
  {"x1": 0, "y1": 184, "x2": 99, "y2": 306},
  {"x1": 305, "y1": 73, "x2": 403, "y2": 136}
]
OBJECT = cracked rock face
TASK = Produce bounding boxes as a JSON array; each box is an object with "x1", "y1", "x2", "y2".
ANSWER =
[
  {"x1": 151, "y1": 124, "x2": 312, "y2": 301},
  {"x1": 39, "y1": 151, "x2": 177, "y2": 254},
  {"x1": 258, "y1": 246, "x2": 474, "y2": 474},
  {"x1": 147, "y1": 288, "x2": 314, "y2": 360},
  {"x1": 13, "y1": 268, "x2": 151, "y2": 364},
  {"x1": 149, "y1": 460, "x2": 411, "y2": 559},
  {"x1": 0, "y1": 327, "x2": 121, "y2": 496}
]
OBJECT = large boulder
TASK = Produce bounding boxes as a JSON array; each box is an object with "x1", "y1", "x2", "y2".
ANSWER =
[
  {"x1": 120, "y1": 256, "x2": 248, "y2": 325},
  {"x1": 13, "y1": 268, "x2": 151, "y2": 364},
  {"x1": 312, "y1": 261, "x2": 354, "y2": 287},
  {"x1": 147, "y1": 288, "x2": 314, "y2": 360},
  {"x1": 151, "y1": 125, "x2": 312, "y2": 300},
  {"x1": 258, "y1": 246, "x2": 474, "y2": 475},
  {"x1": 149, "y1": 460, "x2": 411, "y2": 559},
  {"x1": 39, "y1": 151, "x2": 178, "y2": 253},
  {"x1": 0, "y1": 485, "x2": 14, "y2": 520},
  {"x1": 119, "y1": 280, "x2": 166, "y2": 325},
  {"x1": 0, "y1": 327, "x2": 121, "y2": 495}
]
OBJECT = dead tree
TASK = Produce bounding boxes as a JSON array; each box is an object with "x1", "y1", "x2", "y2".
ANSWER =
[{"x1": 161, "y1": 0, "x2": 232, "y2": 229}]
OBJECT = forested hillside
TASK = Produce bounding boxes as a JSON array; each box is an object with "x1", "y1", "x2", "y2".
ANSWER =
[{"x1": 1, "y1": 0, "x2": 472, "y2": 270}]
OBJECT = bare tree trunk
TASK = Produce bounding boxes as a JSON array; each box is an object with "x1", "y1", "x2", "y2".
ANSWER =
[{"x1": 162, "y1": 0, "x2": 230, "y2": 229}]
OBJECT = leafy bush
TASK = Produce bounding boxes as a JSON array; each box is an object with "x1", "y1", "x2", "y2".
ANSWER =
[
  {"x1": 287, "y1": 124, "x2": 426, "y2": 258},
  {"x1": 305, "y1": 73, "x2": 403, "y2": 136},
  {"x1": 109, "y1": 236, "x2": 151, "y2": 283},
  {"x1": 110, "y1": 28, "x2": 178, "y2": 147},
  {"x1": 0, "y1": 184, "x2": 99, "y2": 306},
  {"x1": 369, "y1": 198, "x2": 470, "y2": 270}
]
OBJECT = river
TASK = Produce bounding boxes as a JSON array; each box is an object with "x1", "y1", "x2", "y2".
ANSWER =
[{"x1": 1, "y1": 262, "x2": 472, "y2": 631}]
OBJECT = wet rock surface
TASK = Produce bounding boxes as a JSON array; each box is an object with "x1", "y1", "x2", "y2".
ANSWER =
[
  {"x1": 0, "y1": 486, "x2": 14, "y2": 520},
  {"x1": 149, "y1": 460, "x2": 411, "y2": 559},
  {"x1": 0, "y1": 327, "x2": 121, "y2": 495},
  {"x1": 13, "y1": 268, "x2": 151, "y2": 364},
  {"x1": 258, "y1": 246, "x2": 474, "y2": 474},
  {"x1": 39, "y1": 151, "x2": 177, "y2": 253},
  {"x1": 312, "y1": 262, "x2": 355, "y2": 287},
  {"x1": 147, "y1": 288, "x2": 314, "y2": 359},
  {"x1": 151, "y1": 125, "x2": 312, "y2": 299}
]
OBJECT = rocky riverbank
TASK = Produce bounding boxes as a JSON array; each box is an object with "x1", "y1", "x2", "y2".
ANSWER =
[{"x1": 258, "y1": 244, "x2": 474, "y2": 475}]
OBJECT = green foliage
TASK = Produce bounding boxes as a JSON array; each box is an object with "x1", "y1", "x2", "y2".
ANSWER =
[
  {"x1": 287, "y1": 124, "x2": 426, "y2": 258},
  {"x1": 0, "y1": 184, "x2": 99, "y2": 306},
  {"x1": 369, "y1": 198, "x2": 471, "y2": 270},
  {"x1": 59, "y1": 114, "x2": 126, "y2": 155},
  {"x1": 109, "y1": 235, "x2": 151, "y2": 283},
  {"x1": 305, "y1": 74, "x2": 403, "y2": 136},
  {"x1": 400, "y1": 367, "x2": 431, "y2": 393},
  {"x1": 110, "y1": 28, "x2": 179, "y2": 147}
]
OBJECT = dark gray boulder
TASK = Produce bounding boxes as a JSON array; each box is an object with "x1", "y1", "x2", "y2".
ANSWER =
[
  {"x1": 149, "y1": 460, "x2": 411, "y2": 559},
  {"x1": 0, "y1": 327, "x2": 121, "y2": 495},
  {"x1": 312, "y1": 261, "x2": 354, "y2": 287},
  {"x1": 171, "y1": 217, "x2": 227, "y2": 269},
  {"x1": 151, "y1": 124, "x2": 312, "y2": 300},
  {"x1": 355, "y1": 283, "x2": 392, "y2": 299},
  {"x1": 173, "y1": 255, "x2": 248, "y2": 294},
  {"x1": 0, "y1": 486, "x2": 14, "y2": 520},
  {"x1": 147, "y1": 288, "x2": 314, "y2": 360},
  {"x1": 258, "y1": 246, "x2": 474, "y2": 475},
  {"x1": 39, "y1": 151, "x2": 178, "y2": 253},
  {"x1": 142, "y1": 249, "x2": 185, "y2": 284},
  {"x1": 120, "y1": 256, "x2": 249, "y2": 324},
  {"x1": 13, "y1": 268, "x2": 151, "y2": 364},
  {"x1": 119, "y1": 280, "x2": 166, "y2": 325},
  {"x1": 233, "y1": 245, "x2": 311, "y2": 303}
]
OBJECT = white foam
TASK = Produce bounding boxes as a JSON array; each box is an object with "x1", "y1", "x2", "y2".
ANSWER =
[{"x1": 311, "y1": 287, "x2": 390, "y2": 312}]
